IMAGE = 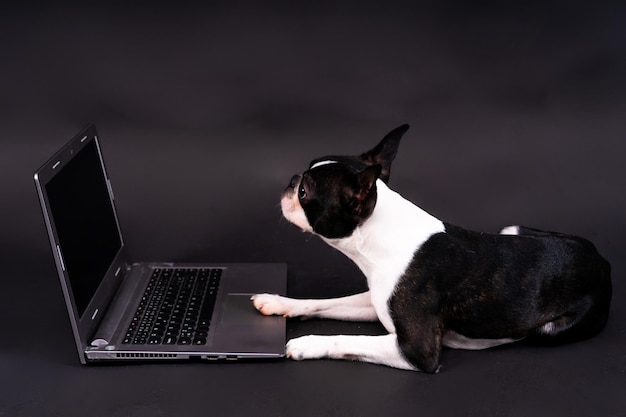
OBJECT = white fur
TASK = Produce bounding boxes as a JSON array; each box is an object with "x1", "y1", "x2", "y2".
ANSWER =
[
  {"x1": 310, "y1": 160, "x2": 338, "y2": 169},
  {"x1": 280, "y1": 188, "x2": 312, "y2": 232},
  {"x1": 251, "y1": 292, "x2": 378, "y2": 321},
  {"x1": 539, "y1": 322, "x2": 556, "y2": 335},
  {"x1": 286, "y1": 334, "x2": 417, "y2": 371},
  {"x1": 442, "y1": 331, "x2": 519, "y2": 350},
  {"x1": 499, "y1": 225, "x2": 520, "y2": 235}
]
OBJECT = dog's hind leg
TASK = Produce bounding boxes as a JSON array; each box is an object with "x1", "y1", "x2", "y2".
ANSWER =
[
  {"x1": 251, "y1": 291, "x2": 378, "y2": 321},
  {"x1": 286, "y1": 333, "x2": 418, "y2": 371}
]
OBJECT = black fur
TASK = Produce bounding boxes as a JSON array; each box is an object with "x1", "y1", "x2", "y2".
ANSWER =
[
  {"x1": 293, "y1": 163, "x2": 381, "y2": 239},
  {"x1": 389, "y1": 223, "x2": 612, "y2": 373}
]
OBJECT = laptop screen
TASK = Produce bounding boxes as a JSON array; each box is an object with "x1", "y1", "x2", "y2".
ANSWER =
[{"x1": 45, "y1": 140, "x2": 122, "y2": 317}]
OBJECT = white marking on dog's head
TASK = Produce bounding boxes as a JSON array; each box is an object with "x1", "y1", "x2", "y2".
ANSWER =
[{"x1": 310, "y1": 160, "x2": 338, "y2": 170}]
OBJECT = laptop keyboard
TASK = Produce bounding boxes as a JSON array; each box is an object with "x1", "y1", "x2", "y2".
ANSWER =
[{"x1": 122, "y1": 268, "x2": 222, "y2": 346}]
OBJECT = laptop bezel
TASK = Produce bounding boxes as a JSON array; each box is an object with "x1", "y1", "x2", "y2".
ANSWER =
[{"x1": 34, "y1": 124, "x2": 129, "y2": 364}]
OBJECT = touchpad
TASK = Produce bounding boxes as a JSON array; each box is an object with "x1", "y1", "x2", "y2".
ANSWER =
[{"x1": 220, "y1": 294, "x2": 262, "y2": 325}]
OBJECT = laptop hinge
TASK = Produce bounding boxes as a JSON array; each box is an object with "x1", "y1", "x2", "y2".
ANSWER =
[{"x1": 89, "y1": 263, "x2": 144, "y2": 347}]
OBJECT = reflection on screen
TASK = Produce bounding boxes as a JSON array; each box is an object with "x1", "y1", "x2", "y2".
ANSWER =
[{"x1": 46, "y1": 140, "x2": 121, "y2": 317}]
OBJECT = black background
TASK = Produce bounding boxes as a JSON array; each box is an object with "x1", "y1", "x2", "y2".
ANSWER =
[{"x1": 1, "y1": 2, "x2": 625, "y2": 416}]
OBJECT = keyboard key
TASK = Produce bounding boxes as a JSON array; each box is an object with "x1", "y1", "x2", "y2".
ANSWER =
[
  {"x1": 123, "y1": 267, "x2": 221, "y2": 347},
  {"x1": 178, "y1": 337, "x2": 192, "y2": 345},
  {"x1": 163, "y1": 336, "x2": 177, "y2": 344},
  {"x1": 193, "y1": 336, "x2": 207, "y2": 345}
]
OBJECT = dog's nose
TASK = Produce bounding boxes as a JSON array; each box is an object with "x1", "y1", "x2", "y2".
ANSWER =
[{"x1": 288, "y1": 174, "x2": 301, "y2": 189}]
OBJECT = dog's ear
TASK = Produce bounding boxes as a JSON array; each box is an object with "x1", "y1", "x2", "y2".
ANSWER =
[
  {"x1": 349, "y1": 164, "x2": 382, "y2": 217},
  {"x1": 359, "y1": 124, "x2": 409, "y2": 183}
]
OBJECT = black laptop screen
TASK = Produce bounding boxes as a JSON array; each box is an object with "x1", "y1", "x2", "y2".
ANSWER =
[{"x1": 46, "y1": 140, "x2": 122, "y2": 317}]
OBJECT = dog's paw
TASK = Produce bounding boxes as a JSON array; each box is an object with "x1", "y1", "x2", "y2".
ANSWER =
[
  {"x1": 251, "y1": 293, "x2": 295, "y2": 317},
  {"x1": 286, "y1": 335, "x2": 330, "y2": 361}
]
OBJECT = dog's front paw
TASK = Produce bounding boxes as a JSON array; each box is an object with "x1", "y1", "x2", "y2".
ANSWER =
[
  {"x1": 251, "y1": 293, "x2": 295, "y2": 317},
  {"x1": 286, "y1": 335, "x2": 330, "y2": 361}
]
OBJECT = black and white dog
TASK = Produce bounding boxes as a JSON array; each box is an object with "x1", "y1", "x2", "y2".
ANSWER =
[{"x1": 252, "y1": 125, "x2": 612, "y2": 373}]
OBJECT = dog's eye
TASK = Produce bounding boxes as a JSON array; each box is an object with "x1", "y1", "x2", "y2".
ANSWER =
[{"x1": 298, "y1": 184, "x2": 307, "y2": 200}]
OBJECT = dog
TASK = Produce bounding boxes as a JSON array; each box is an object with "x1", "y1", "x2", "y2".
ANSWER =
[{"x1": 252, "y1": 124, "x2": 612, "y2": 372}]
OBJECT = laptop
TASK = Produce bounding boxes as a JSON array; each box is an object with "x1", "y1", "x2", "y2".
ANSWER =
[{"x1": 34, "y1": 124, "x2": 287, "y2": 364}]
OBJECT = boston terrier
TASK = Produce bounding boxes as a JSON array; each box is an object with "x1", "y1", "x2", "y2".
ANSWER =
[{"x1": 252, "y1": 124, "x2": 612, "y2": 373}]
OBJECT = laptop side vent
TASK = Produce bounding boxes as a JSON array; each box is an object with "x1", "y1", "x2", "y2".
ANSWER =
[{"x1": 116, "y1": 353, "x2": 179, "y2": 359}]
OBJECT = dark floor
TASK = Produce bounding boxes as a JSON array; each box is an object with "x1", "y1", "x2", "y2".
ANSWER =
[{"x1": 1, "y1": 2, "x2": 625, "y2": 416}]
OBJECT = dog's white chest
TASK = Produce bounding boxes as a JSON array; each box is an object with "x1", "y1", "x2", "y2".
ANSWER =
[
  {"x1": 367, "y1": 270, "x2": 401, "y2": 332},
  {"x1": 325, "y1": 181, "x2": 445, "y2": 333}
]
